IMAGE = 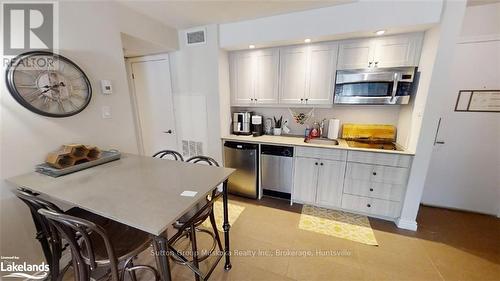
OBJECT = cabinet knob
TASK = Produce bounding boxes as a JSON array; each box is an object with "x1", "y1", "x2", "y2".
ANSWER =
[
  {"x1": 367, "y1": 204, "x2": 371, "y2": 208},
  {"x1": 368, "y1": 61, "x2": 373, "y2": 67},
  {"x1": 300, "y1": 98, "x2": 304, "y2": 102},
  {"x1": 254, "y1": 98, "x2": 258, "y2": 102},
  {"x1": 320, "y1": 163, "x2": 324, "y2": 166},
  {"x1": 374, "y1": 61, "x2": 379, "y2": 67},
  {"x1": 369, "y1": 188, "x2": 374, "y2": 192},
  {"x1": 305, "y1": 98, "x2": 309, "y2": 102},
  {"x1": 315, "y1": 162, "x2": 318, "y2": 166},
  {"x1": 372, "y1": 172, "x2": 377, "y2": 176}
]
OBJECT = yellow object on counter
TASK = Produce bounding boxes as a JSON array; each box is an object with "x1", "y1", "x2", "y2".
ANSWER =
[{"x1": 342, "y1": 124, "x2": 396, "y2": 141}]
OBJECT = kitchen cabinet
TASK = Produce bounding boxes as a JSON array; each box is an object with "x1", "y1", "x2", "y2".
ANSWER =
[
  {"x1": 293, "y1": 157, "x2": 318, "y2": 204},
  {"x1": 279, "y1": 43, "x2": 338, "y2": 105},
  {"x1": 337, "y1": 33, "x2": 423, "y2": 70},
  {"x1": 230, "y1": 49, "x2": 279, "y2": 106},
  {"x1": 293, "y1": 156, "x2": 345, "y2": 208}
]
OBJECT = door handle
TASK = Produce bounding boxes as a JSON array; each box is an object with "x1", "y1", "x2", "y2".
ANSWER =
[{"x1": 163, "y1": 130, "x2": 173, "y2": 134}]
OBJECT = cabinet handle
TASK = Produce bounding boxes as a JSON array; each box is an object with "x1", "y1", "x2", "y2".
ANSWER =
[
  {"x1": 372, "y1": 172, "x2": 377, "y2": 176},
  {"x1": 369, "y1": 188, "x2": 374, "y2": 192},
  {"x1": 320, "y1": 163, "x2": 324, "y2": 166},
  {"x1": 367, "y1": 204, "x2": 371, "y2": 208}
]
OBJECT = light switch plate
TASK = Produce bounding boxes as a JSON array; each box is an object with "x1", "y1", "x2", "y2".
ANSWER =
[{"x1": 102, "y1": 106, "x2": 112, "y2": 119}]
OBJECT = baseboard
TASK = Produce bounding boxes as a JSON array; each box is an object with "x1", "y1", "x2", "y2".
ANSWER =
[{"x1": 396, "y1": 218, "x2": 418, "y2": 231}]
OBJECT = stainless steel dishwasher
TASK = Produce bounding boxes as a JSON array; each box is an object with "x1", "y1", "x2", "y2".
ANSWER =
[
  {"x1": 261, "y1": 145, "x2": 294, "y2": 200},
  {"x1": 223, "y1": 142, "x2": 259, "y2": 199}
]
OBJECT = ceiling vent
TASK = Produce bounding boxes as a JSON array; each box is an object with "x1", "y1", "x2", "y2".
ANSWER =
[{"x1": 185, "y1": 28, "x2": 206, "y2": 46}]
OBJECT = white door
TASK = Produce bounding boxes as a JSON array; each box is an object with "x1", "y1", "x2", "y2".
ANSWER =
[
  {"x1": 293, "y1": 157, "x2": 319, "y2": 204},
  {"x1": 130, "y1": 56, "x2": 177, "y2": 156},
  {"x1": 337, "y1": 39, "x2": 374, "y2": 70},
  {"x1": 316, "y1": 159, "x2": 346, "y2": 208},
  {"x1": 254, "y1": 49, "x2": 279, "y2": 104},
  {"x1": 279, "y1": 46, "x2": 308, "y2": 104},
  {"x1": 230, "y1": 52, "x2": 255, "y2": 105},
  {"x1": 422, "y1": 39, "x2": 500, "y2": 216},
  {"x1": 306, "y1": 43, "x2": 338, "y2": 105},
  {"x1": 373, "y1": 34, "x2": 421, "y2": 68}
]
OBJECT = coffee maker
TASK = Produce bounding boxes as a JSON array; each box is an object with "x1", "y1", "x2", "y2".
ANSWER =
[
  {"x1": 251, "y1": 115, "x2": 263, "y2": 136},
  {"x1": 233, "y1": 112, "x2": 252, "y2": 135}
]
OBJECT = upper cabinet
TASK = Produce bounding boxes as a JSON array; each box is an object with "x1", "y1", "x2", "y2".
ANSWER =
[
  {"x1": 230, "y1": 48, "x2": 279, "y2": 106},
  {"x1": 279, "y1": 42, "x2": 338, "y2": 105},
  {"x1": 337, "y1": 33, "x2": 423, "y2": 70},
  {"x1": 229, "y1": 32, "x2": 423, "y2": 107}
]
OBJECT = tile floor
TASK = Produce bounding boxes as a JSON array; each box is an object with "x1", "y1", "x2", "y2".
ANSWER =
[{"x1": 67, "y1": 196, "x2": 500, "y2": 281}]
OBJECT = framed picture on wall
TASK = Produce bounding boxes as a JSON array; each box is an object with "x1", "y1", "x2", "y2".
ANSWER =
[{"x1": 455, "y1": 90, "x2": 500, "y2": 112}]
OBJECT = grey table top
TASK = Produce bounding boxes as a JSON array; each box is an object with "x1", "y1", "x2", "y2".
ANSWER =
[{"x1": 6, "y1": 154, "x2": 235, "y2": 236}]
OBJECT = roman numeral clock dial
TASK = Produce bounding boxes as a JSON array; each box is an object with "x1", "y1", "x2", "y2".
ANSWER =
[{"x1": 6, "y1": 51, "x2": 92, "y2": 117}]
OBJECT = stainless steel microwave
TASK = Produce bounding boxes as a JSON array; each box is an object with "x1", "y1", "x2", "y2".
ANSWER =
[{"x1": 334, "y1": 67, "x2": 417, "y2": 105}]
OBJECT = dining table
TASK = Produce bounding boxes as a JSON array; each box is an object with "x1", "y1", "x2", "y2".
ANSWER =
[{"x1": 6, "y1": 153, "x2": 235, "y2": 281}]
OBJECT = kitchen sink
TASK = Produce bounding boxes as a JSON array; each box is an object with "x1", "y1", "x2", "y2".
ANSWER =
[{"x1": 304, "y1": 138, "x2": 339, "y2": 146}]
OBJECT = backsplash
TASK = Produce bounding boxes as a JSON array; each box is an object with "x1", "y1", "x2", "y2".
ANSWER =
[{"x1": 231, "y1": 106, "x2": 401, "y2": 136}]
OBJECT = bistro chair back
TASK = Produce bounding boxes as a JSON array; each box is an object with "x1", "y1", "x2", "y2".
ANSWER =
[{"x1": 152, "y1": 150, "x2": 184, "y2": 161}]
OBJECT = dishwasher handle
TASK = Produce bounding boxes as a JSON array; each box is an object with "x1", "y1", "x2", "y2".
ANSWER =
[{"x1": 224, "y1": 141, "x2": 258, "y2": 150}]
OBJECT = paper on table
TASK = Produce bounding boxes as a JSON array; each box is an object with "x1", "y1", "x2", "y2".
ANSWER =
[{"x1": 180, "y1": 191, "x2": 198, "y2": 197}]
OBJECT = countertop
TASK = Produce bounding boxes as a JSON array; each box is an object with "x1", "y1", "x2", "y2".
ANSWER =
[{"x1": 222, "y1": 135, "x2": 415, "y2": 155}]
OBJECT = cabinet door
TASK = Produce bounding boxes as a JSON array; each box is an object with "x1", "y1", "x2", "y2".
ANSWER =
[
  {"x1": 230, "y1": 52, "x2": 255, "y2": 105},
  {"x1": 316, "y1": 159, "x2": 346, "y2": 208},
  {"x1": 306, "y1": 43, "x2": 337, "y2": 105},
  {"x1": 293, "y1": 157, "x2": 318, "y2": 204},
  {"x1": 373, "y1": 34, "x2": 422, "y2": 68},
  {"x1": 279, "y1": 46, "x2": 308, "y2": 104},
  {"x1": 255, "y1": 49, "x2": 279, "y2": 104},
  {"x1": 337, "y1": 39, "x2": 374, "y2": 70}
]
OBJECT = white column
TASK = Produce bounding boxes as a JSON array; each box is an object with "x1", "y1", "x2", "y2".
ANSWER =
[{"x1": 397, "y1": 0, "x2": 467, "y2": 231}]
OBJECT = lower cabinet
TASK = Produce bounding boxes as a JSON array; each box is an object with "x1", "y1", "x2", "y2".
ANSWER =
[
  {"x1": 292, "y1": 147, "x2": 412, "y2": 222},
  {"x1": 293, "y1": 156, "x2": 345, "y2": 208}
]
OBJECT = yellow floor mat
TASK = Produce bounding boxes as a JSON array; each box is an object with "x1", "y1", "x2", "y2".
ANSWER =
[
  {"x1": 202, "y1": 200, "x2": 245, "y2": 232},
  {"x1": 299, "y1": 205, "x2": 378, "y2": 246}
]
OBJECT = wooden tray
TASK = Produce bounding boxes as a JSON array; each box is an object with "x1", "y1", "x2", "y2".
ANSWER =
[{"x1": 36, "y1": 150, "x2": 121, "y2": 177}]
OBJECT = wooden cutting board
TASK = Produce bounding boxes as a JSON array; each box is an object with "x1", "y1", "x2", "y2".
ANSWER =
[{"x1": 342, "y1": 124, "x2": 396, "y2": 141}]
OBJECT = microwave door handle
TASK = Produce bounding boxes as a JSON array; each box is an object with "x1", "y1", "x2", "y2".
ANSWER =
[{"x1": 390, "y1": 73, "x2": 400, "y2": 104}]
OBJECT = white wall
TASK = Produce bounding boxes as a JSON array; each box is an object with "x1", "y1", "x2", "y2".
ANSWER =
[
  {"x1": 397, "y1": 0, "x2": 467, "y2": 230},
  {"x1": 421, "y1": 3, "x2": 500, "y2": 216},
  {"x1": 219, "y1": 0, "x2": 442, "y2": 49},
  {"x1": 169, "y1": 25, "x2": 223, "y2": 162},
  {"x1": 0, "y1": 1, "x2": 176, "y2": 263}
]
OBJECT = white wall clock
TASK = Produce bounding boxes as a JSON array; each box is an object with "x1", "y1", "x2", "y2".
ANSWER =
[{"x1": 5, "y1": 51, "x2": 92, "y2": 117}]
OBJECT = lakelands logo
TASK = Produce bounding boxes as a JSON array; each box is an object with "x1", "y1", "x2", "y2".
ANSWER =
[
  {"x1": 1, "y1": 256, "x2": 49, "y2": 279},
  {"x1": 2, "y1": 2, "x2": 57, "y2": 56}
]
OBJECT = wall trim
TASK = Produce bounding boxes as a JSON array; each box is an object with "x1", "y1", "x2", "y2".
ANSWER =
[
  {"x1": 396, "y1": 218, "x2": 418, "y2": 231},
  {"x1": 457, "y1": 34, "x2": 500, "y2": 44}
]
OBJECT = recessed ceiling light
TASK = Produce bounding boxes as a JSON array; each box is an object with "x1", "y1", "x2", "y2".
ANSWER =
[
  {"x1": 249, "y1": 45, "x2": 255, "y2": 49},
  {"x1": 375, "y1": 30, "x2": 386, "y2": 36},
  {"x1": 304, "y1": 38, "x2": 311, "y2": 43}
]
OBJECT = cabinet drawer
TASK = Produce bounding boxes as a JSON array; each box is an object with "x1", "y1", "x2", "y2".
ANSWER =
[
  {"x1": 341, "y1": 194, "x2": 401, "y2": 218},
  {"x1": 343, "y1": 179, "x2": 405, "y2": 202},
  {"x1": 295, "y1": 147, "x2": 347, "y2": 161},
  {"x1": 346, "y1": 162, "x2": 409, "y2": 185},
  {"x1": 347, "y1": 151, "x2": 412, "y2": 168}
]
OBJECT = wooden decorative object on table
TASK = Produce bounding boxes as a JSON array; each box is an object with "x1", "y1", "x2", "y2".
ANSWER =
[{"x1": 46, "y1": 144, "x2": 102, "y2": 169}]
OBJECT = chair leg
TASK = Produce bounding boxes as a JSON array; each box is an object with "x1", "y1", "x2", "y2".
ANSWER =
[
  {"x1": 209, "y1": 211, "x2": 223, "y2": 252},
  {"x1": 189, "y1": 225, "x2": 201, "y2": 281},
  {"x1": 128, "y1": 260, "x2": 138, "y2": 281}
]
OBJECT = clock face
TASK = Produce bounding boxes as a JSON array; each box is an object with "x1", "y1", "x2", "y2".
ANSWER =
[{"x1": 5, "y1": 51, "x2": 92, "y2": 117}]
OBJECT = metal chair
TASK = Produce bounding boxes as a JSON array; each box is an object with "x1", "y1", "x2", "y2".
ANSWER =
[
  {"x1": 152, "y1": 150, "x2": 184, "y2": 161},
  {"x1": 168, "y1": 156, "x2": 224, "y2": 280},
  {"x1": 38, "y1": 208, "x2": 159, "y2": 281},
  {"x1": 16, "y1": 189, "x2": 110, "y2": 281}
]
